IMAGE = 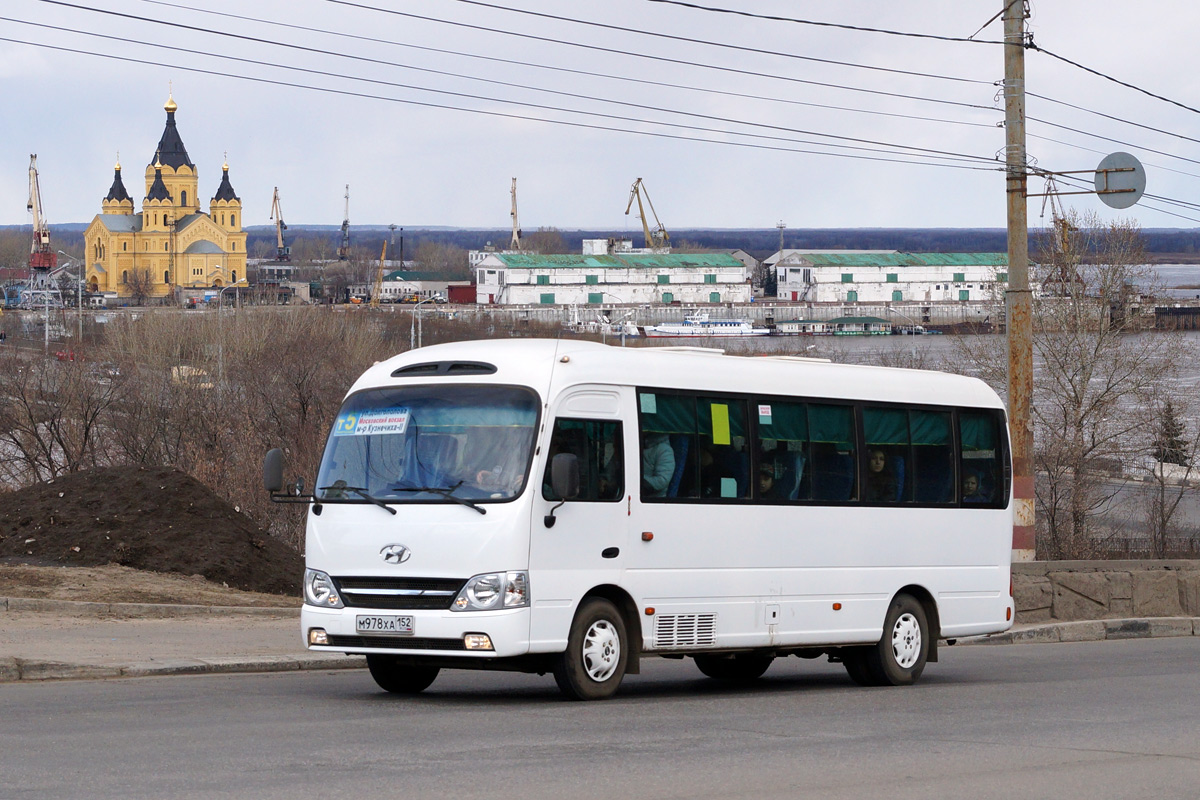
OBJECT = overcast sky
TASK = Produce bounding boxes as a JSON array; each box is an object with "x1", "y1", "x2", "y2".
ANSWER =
[{"x1": 2, "y1": 1, "x2": 1198, "y2": 232}]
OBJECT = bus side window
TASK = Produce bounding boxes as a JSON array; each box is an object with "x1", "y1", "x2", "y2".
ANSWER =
[
  {"x1": 809, "y1": 404, "x2": 856, "y2": 502},
  {"x1": 959, "y1": 410, "x2": 1002, "y2": 506},
  {"x1": 542, "y1": 419, "x2": 624, "y2": 502},
  {"x1": 911, "y1": 409, "x2": 954, "y2": 505},
  {"x1": 637, "y1": 391, "x2": 748, "y2": 501}
]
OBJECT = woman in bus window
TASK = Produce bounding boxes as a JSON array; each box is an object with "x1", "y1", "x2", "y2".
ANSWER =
[{"x1": 864, "y1": 448, "x2": 899, "y2": 503}]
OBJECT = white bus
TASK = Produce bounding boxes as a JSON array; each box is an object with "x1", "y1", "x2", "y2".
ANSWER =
[{"x1": 265, "y1": 338, "x2": 1013, "y2": 700}]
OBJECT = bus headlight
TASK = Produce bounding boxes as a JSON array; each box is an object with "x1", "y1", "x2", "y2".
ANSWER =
[
  {"x1": 304, "y1": 569, "x2": 343, "y2": 608},
  {"x1": 453, "y1": 571, "x2": 529, "y2": 611}
]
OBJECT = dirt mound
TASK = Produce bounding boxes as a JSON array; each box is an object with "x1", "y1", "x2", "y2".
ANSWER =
[{"x1": 0, "y1": 465, "x2": 302, "y2": 596}]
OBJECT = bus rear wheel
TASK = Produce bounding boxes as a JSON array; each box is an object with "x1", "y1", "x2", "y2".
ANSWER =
[
  {"x1": 844, "y1": 594, "x2": 929, "y2": 686},
  {"x1": 553, "y1": 598, "x2": 628, "y2": 701},
  {"x1": 693, "y1": 653, "x2": 774, "y2": 683},
  {"x1": 366, "y1": 655, "x2": 440, "y2": 694}
]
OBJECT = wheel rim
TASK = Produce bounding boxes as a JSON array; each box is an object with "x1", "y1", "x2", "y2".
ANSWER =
[
  {"x1": 891, "y1": 612, "x2": 922, "y2": 669},
  {"x1": 581, "y1": 619, "x2": 621, "y2": 682}
]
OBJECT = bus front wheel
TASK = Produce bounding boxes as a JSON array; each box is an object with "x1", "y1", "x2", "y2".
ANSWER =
[
  {"x1": 693, "y1": 653, "x2": 774, "y2": 682},
  {"x1": 844, "y1": 594, "x2": 929, "y2": 686},
  {"x1": 553, "y1": 598, "x2": 629, "y2": 701},
  {"x1": 366, "y1": 655, "x2": 440, "y2": 694}
]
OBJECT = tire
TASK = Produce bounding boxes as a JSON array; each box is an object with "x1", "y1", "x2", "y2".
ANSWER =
[
  {"x1": 852, "y1": 594, "x2": 929, "y2": 687},
  {"x1": 553, "y1": 598, "x2": 629, "y2": 701},
  {"x1": 365, "y1": 655, "x2": 440, "y2": 694},
  {"x1": 693, "y1": 653, "x2": 774, "y2": 683},
  {"x1": 841, "y1": 646, "x2": 880, "y2": 687}
]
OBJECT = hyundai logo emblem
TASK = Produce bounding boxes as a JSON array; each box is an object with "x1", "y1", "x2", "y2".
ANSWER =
[{"x1": 380, "y1": 544, "x2": 411, "y2": 564}]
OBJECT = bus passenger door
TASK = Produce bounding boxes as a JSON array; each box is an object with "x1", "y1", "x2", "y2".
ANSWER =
[{"x1": 527, "y1": 389, "x2": 630, "y2": 652}]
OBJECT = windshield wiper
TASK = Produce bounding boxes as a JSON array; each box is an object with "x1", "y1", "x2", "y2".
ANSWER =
[
  {"x1": 317, "y1": 485, "x2": 397, "y2": 515},
  {"x1": 391, "y1": 481, "x2": 487, "y2": 515}
]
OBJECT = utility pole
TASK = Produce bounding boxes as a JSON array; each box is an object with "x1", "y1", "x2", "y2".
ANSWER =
[{"x1": 1004, "y1": 1, "x2": 1035, "y2": 562}]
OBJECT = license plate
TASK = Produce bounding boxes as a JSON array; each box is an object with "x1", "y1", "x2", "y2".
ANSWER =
[{"x1": 356, "y1": 615, "x2": 414, "y2": 635}]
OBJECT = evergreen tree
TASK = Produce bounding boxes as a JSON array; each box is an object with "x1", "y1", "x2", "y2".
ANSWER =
[{"x1": 1153, "y1": 399, "x2": 1190, "y2": 466}]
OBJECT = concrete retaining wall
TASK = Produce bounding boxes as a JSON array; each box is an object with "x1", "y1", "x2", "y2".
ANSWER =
[{"x1": 1014, "y1": 561, "x2": 1200, "y2": 622}]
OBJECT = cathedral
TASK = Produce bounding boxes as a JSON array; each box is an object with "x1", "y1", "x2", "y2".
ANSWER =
[{"x1": 84, "y1": 94, "x2": 247, "y2": 301}]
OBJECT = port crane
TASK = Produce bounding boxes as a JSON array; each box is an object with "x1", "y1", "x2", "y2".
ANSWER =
[
  {"x1": 510, "y1": 177, "x2": 522, "y2": 251},
  {"x1": 269, "y1": 187, "x2": 290, "y2": 261},
  {"x1": 27, "y1": 155, "x2": 57, "y2": 285},
  {"x1": 337, "y1": 184, "x2": 350, "y2": 260},
  {"x1": 369, "y1": 241, "x2": 387, "y2": 309},
  {"x1": 625, "y1": 177, "x2": 669, "y2": 251}
]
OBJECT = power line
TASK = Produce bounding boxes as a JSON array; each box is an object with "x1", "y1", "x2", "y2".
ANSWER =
[
  {"x1": 641, "y1": 0, "x2": 1004, "y2": 44},
  {"x1": 6, "y1": 14, "x2": 1000, "y2": 167},
  {"x1": 1028, "y1": 115, "x2": 1200, "y2": 169},
  {"x1": 1029, "y1": 91, "x2": 1200, "y2": 147},
  {"x1": 0, "y1": 35, "x2": 1005, "y2": 175},
  {"x1": 1030, "y1": 44, "x2": 1200, "y2": 117},
  {"x1": 134, "y1": 0, "x2": 1000, "y2": 132},
  {"x1": 423, "y1": 0, "x2": 995, "y2": 84},
  {"x1": 318, "y1": 0, "x2": 999, "y2": 114},
  {"x1": 1027, "y1": 133, "x2": 1200, "y2": 181}
]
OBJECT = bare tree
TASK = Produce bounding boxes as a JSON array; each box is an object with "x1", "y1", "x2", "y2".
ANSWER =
[
  {"x1": 522, "y1": 227, "x2": 568, "y2": 255},
  {"x1": 949, "y1": 210, "x2": 1185, "y2": 559},
  {"x1": 124, "y1": 268, "x2": 155, "y2": 306}
]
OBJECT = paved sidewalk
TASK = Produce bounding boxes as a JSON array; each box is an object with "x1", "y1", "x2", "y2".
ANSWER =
[
  {"x1": 0, "y1": 597, "x2": 363, "y2": 683},
  {"x1": 1, "y1": 596, "x2": 1197, "y2": 684}
]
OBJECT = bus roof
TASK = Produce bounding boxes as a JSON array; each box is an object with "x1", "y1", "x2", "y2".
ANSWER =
[{"x1": 353, "y1": 339, "x2": 1005, "y2": 411}]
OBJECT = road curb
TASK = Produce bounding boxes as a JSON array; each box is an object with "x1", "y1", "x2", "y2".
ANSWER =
[
  {"x1": 0, "y1": 596, "x2": 300, "y2": 619},
  {"x1": 0, "y1": 653, "x2": 366, "y2": 683},
  {"x1": 964, "y1": 616, "x2": 1200, "y2": 645}
]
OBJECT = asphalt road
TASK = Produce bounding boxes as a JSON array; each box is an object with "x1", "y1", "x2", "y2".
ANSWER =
[{"x1": 3, "y1": 638, "x2": 1199, "y2": 800}]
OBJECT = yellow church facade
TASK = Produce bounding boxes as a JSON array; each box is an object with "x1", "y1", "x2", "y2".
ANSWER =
[{"x1": 84, "y1": 95, "x2": 247, "y2": 301}]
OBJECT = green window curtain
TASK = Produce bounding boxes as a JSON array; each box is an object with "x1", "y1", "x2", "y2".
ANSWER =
[
  {"x1": 809, "y1": 404, "x2": 853, "y2": 447},
  {"x1": 886, "y1": 273, "x2": 899, "y2": 283},
  {"x1": 953, "y1": 272, "x2": 965, "y2": 282},
  {"x1": 841, "y1": 273, "x2": 854, "y2": 283},
  {"x1": 892, "y1": 290, "x2": 903, "y2": 302},
  {"x1": 864, "y1": 407, "x2": 909, "y2": 445},
  {"x1": 758, "y1": 401, "x2": 808, "y2": 442},
  {"x1": 587, "y1": 293, "x2": 603, "y2": 304},
  {"x1": 911, "y1": 410, "x2": 951, "y2": 445},
  {"x1": 585, "y1": 274, "x2": 599, "y2": 285},
  {"x1": 657, "y1": 274, "x2": 670, "y2": 284},
  {"x1": 709, "y1": 292, "x2": 721, "y2": 303},
  {"x1": 539, "y1": 293, "x2": 555, "y2": 304},
  {"x1": 537, "y1": 274, "x2": 550, "y2": 286},
  {"x1": 847, "y1": 291, "x2": 858, "y2": 303},
  {"x1": 704, "y1": 274, "x2": 717, "y2": 284},
  {"x1": 959, "y1": 289, "x2": 970, "y2": 301},
  {"x1": 662, "y1": 292, "x2": 674, "y2": 303},
  {"x1": 960, "y1": 412, "x2": 996, "y2": 452}
]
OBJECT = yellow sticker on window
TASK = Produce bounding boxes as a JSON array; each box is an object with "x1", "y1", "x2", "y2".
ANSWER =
[{"x1": 711, "y1": 403, "x2": 730, "y2": 445}]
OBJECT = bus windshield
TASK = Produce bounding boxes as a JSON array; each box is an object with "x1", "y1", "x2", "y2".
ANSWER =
[{"x1": 315, "y1": 385, "x2": 539, "y2": 504}]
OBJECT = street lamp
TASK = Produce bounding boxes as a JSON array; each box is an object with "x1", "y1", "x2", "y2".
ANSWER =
[
  {"x1": 884, "y1": 306, "x2": 921, "y2": 360},
  {"x1": 218, "y1": 278, "x2": 248, "y2": 381},
  {"x1": 595, "y1": 291, "x2": 634, "y2": 346},
  {"x1": 409, "y1": 295, "x2": 437, "y2": 350},
  {"x1": 57, "y1": 250, "x2": 82, "y2": 341}
]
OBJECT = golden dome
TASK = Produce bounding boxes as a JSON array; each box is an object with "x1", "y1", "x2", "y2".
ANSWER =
[{"x1": 164, "y1": 92, "x2": 177, "y2": 113}]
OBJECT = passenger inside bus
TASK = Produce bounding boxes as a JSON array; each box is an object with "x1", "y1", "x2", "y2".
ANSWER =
[
  {"x1": 642, "y1": 433, "x2": 675, "y2": 497},
  {"x1": 864, "y1": 448, "x2": 902, "y2": 503},
  {"x1": 963, "y1": 471, "x2": 989, "y2": 503}
]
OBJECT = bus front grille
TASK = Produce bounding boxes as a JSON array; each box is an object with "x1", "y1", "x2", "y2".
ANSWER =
[
  {"x1": 655, "y1": 613, "x2": 717, "y2": 649},
  {"x1": 333, "y1": 576, "x2": 466, "y2": 610},
  {"x1": 326, "y1": 635, "x2": 467, "y2": 651}
]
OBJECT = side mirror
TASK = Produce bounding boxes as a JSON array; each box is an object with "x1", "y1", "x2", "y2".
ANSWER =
[
  {"x1": 263, "y1": 448, "x2": 284, "y2": 493},
  {"x1": 544, "y1": 453, "x2": 580, "y2": 529},
  {"x1": 551, "y1": 453, "x2": 580, "y2": 500}
]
